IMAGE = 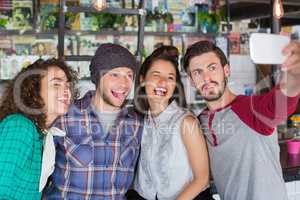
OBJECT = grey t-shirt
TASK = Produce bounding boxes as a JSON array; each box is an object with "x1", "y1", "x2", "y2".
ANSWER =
[
  {"x1": 198, "y1": 89, "x2": 299, "y2": 200},
  {"x1": 92, "y1": 105, "x2": 119, "y2": 134}
]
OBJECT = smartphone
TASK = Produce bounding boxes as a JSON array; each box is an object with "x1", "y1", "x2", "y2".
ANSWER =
[{"x1": 249, "y1": 33, "x2": 290, "y2": 65}]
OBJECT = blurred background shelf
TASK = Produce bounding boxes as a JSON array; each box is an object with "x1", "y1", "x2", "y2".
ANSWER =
[{"x1": 0, "y1": 29, "x2": 228, "y2": 37}]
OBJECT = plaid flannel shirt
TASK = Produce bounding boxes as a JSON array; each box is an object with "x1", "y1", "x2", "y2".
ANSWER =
[{"x1": 44, "y1": 91, "x2": 143, "y2": 200}]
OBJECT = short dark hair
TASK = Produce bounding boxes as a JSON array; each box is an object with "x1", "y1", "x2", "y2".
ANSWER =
[
  {"x1": 0, "y1": 58, "x2": 78, "y2": 132},
  {"x1": 134, "y1": 45, "x2": 187, "y2": 115},
  {"x1": 183, "y1": 40, "x2": 228, "y2": 73}
]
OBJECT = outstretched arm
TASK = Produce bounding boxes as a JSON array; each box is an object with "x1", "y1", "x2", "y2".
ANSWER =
[{"x1": 232, "y1": 41, "x2": 300, "y2": 136}]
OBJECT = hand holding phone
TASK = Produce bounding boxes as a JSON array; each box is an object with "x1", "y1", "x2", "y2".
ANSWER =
[{"x1": 249, "y1": 33, "x2": 290, "y2": 65}]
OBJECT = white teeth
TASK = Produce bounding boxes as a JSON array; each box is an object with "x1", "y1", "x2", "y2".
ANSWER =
[
  {"x1": 154, "y1": 87, "x2": 167, "y2": 96},
  {"x1": 154, "y1": 87, "x2": 167, "y2": 92},
  {"x1": 57, "y1": 99, "x2": 69, "y2": 105},
  {"x1": 57, "y1": 98, "x2": 68, "y2": 102},
  {"x1": 111, "y1": 90, "x2": 126, "y2": 100},
  {"x1": 112, "y1": 90, "x2": 126, "y2": 94}
]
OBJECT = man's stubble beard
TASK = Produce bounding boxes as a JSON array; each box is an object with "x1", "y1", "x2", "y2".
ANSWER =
[{"x1": 202, "y1": 77, "x2": 228, "y2": 102}]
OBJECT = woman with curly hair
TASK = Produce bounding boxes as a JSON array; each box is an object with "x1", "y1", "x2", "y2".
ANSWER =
[{"x1": 0, "y1": 58, "x2": 77, "y2": 199}]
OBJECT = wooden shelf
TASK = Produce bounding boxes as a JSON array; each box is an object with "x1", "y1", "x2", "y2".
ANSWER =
[
  {"x1": 65, "y1": 55, "x2": 93, "y2": 61},
  {"x1": 0, "y1": 30, "x2": 57, "y2": 36},
  {"x1": 223, "y1": 0, "x2": 300, "y2": 25},
  {"x1": 0, "y1": 79, "x2": 10, "y2": 83},
  {"x1": 0, "y1": 29, "x2": 226, "y2": 38},
  {"x1": 66, "y1": 6, "x2": 145, "y2": 16}
]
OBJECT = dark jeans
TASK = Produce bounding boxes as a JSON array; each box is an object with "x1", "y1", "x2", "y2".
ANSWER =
[{"x1": 126, "y1": 188, "x2": 215, "y2": 200}]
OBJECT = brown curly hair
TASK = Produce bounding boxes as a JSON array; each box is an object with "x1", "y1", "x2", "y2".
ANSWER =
[{"x1": 0, "y1": 58, "x2": 78, "y2": 132}]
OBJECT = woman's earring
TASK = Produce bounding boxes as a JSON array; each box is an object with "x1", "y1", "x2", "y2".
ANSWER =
[{"x1": 140, "y1": 82, "x2": 146, "y2": 87}]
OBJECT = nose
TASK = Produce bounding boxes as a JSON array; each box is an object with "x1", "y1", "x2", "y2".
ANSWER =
[
  {"x1": 119, "y1": 75, "x2": 131, "y2": 87},
  {"x1": 201, "y1": 71, "x2": 211, "y2": 83},
  {"x1": 157, "y1": 76, "x2": 167, "y2": 86}
]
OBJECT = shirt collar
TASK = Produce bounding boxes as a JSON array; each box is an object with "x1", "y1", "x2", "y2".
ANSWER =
[
  {"x1": 147, "y1": 100, "x2": 180, "y2": 124},
  {"x1": 199, "y1": 95, "x2": 239, "y2": 117}
]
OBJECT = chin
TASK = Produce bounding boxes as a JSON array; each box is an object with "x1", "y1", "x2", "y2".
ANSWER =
[
  {"x1": 55, "y1": 110, "x2": 66, "y2": 117},
  {"x1": 154, "y1": 96, "x2": 167, "y2": 102},
  {"x1": 151, "y1": 96, "x2": 170, "y2": 105},
  {"x1": 203, "y1": 95, "x2": 221, "y2": 102},
  {"x1": 55, "y1": 106, "x2": 69, "y2": 116},
  {"x1": 111, "y1": 99, "x2": 126, "y2": 108}
]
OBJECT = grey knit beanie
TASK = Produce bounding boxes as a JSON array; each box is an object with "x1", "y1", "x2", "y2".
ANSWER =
[{"x1": 89, "y1": 43, "x2": 137, "y2": 85}]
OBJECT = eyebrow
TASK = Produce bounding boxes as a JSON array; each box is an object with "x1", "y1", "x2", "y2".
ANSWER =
[
  {"x1": 207, "y1": 62, "x2": 217, "y2": 68},
  {"x1": 110, "y1": 71, "x2": 133, "y2": 75},
  {"x1": 151, "y1": 70, "x2": 161, "y2": 73},
  {"x1": 192, "y1": 62, "x2": 217, "y2": 72},
  {"x1": 49, "y1": 77, "x2": 68, "y2": 82}
]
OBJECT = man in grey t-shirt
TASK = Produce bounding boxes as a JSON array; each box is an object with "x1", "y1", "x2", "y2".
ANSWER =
[
  {"x1": 183, "y1": 40, "x2": 300, "y2": 200},
  {"x1": 92, "y1": 104, "x2": 119, "y2": 134}
]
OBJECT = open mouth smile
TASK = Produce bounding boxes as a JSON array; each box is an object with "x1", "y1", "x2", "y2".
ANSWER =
[
  {"x1": 154, "y1": 87, "x2": 168, "y2": 96},
  {"x1": 111, "y1": 89, "x2": 127, "y2": 100}
]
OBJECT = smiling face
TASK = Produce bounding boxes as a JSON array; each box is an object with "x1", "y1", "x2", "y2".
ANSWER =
[
  {"x1": 97, "y1": 67, "x2": 134, "y2": 109},
  {"x1": 189, "y1": 52, "x2": 230, "y2": 102},
  {"x1": 141, "y1": 59, "x2": 177, "y2": 108},
  {"x1": 40, "y1": 66, "x2": 71, "y2": 124}
]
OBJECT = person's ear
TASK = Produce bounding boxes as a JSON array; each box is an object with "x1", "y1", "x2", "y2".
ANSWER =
[
  {"x1": 139, "y1": 76, "x2": 145, "y2": 86},
  {"x1": 96, "y1": 77, "x2": 102, "y2": 91},
  {"x1": 224, "y1": 64, "x2": 230, "y2": 78}
]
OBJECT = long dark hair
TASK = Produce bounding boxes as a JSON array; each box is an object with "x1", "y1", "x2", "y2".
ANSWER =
[
  {"x1": 134, "y1": 45, "x2": 187, "y2": 115},
  {"x1": 0, "y1": 58, "x2": 78, "y2": 132}
]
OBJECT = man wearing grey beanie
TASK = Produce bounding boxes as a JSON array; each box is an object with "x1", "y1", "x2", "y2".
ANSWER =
[{"x1": 44, "y1": 43, "x2": 144, "y2": 199}]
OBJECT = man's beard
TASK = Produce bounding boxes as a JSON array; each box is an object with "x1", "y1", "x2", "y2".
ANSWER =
[{"x1": 202, "y1": 78, "x2": 227, "y2": 102}]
